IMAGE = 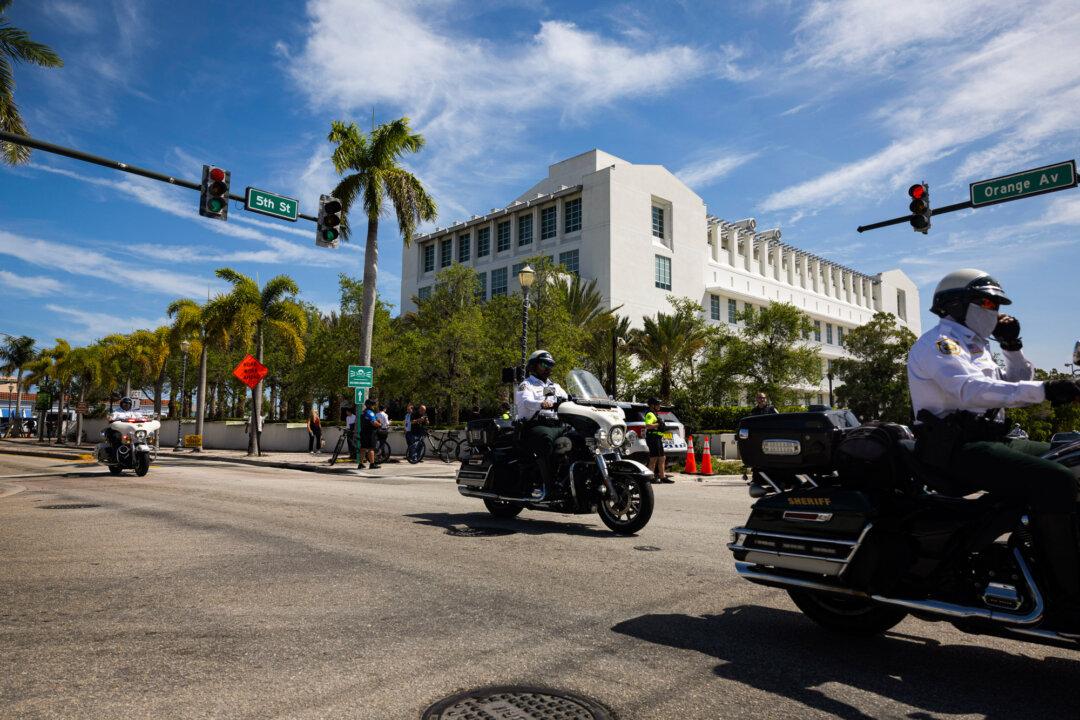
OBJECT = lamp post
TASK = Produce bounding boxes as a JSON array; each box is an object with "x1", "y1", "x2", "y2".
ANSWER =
[
  {"x1": 518, "y1": 264, "x2": 535, "y2": 379},
  {"x1": 174, "y1": 340, "x2": 191, "y2": 451},
  {"x1": 826, "y1": 369, "x2": 835, "y2": 408}
]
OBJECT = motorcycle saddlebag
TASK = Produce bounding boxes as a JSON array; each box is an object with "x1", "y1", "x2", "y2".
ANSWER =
[
  {"x1": 466, "y1": 418, "x2": 514, "y2": 452},
  {"x1": 736, "y1": 412, "x2": 842, "y2": 473},
  {"x1": 731, "y1": 487, "x2": 876, "y2": 577}
]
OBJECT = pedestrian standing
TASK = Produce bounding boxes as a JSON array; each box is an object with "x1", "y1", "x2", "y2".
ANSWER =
[
  {"x1": 345, "y1": 406, "x2": 357, "y2": 459},
  {"x1": 307, "y1": 407, "x2": 322, "y2": 454},
  {"x1": 643, "y1": 397, "x2": 672, "y2": 483},
  {"x1": 360, "y1": 398, "x2": 381, "y2": 469},
  {"x1": 749, "y1": 392, "x2": 778, "y2": 416},
  {"x1": 404, "y1": 403, "x2": 415, "y2": 448}
]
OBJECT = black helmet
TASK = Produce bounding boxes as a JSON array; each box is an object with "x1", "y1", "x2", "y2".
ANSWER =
[
  {"x1": 119, "y1": 396, "x2": 133, "y2": 410},
  {"x1": 930, "y1": 268, "x2": 1012, "y2": 321},
  {"x1": 526, "y1": 349, "x2": 555, "y2": 372}
]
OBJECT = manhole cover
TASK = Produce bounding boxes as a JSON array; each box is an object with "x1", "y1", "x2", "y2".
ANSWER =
[
  {"x1": 634, "y1": 545, "x2": 661, "y2": 552},
  {"x1": 444, "y1": 526, "x2": 515, "y2": 538},
  {"x1": 422, "y1": 686, "x2": 613, "y2": 719},
  {"x1": 38, "y1": 503, "x2": 101, "y2": 510}
]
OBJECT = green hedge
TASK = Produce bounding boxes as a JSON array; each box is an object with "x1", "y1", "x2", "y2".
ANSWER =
[{"x1": 693, "y1": 406, "x2": 806, "y2": 433}]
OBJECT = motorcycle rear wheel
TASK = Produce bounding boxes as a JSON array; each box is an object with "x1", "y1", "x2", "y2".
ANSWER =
[
  {"x1": 598, "y1": 473, "x2": 654, "y2": 535},
  {"x1": 134, "y1": 454, "x2": 150, "y2": 477},
  {"x1": 788, "y1": 589, "x2": 907, "y2": 636},
  {"x1": 107, "y1": 465, "x2": 123, "y2": 476},
  {"x1": 483, "y1": 498, "x2": 523, "y2": 518}
]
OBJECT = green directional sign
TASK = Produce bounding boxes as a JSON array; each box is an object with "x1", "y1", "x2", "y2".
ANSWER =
[
  {"x1": 348, "y1": 365, "x2": 373, "y2": 388},
  {"x1": 245, "y1": 187, "x2": 299, "y2": 221},
  {"x1": 354, "y1": 387, "x2": 366, "y2": 405},
  {"x1": 970, "y1": 160, "x2": 1077, "y2": 208}
]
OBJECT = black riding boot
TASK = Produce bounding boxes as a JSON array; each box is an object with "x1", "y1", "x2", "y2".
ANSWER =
[{"x1": 1035, "y1": 513, "x2": 1080, "y2": 625}]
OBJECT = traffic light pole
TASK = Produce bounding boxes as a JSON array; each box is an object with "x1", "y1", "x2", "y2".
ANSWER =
[
  {"x1": 0, "y1": 130, "x2": 319, "y2": 222},
  {"x1": 856, "y1": 199, "x2": 972, "y2": 233}
]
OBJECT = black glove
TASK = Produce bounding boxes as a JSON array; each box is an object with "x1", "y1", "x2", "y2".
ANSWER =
[
  {"x1": 993, "y1": 314, "x2": 1022, "y2": 351},
  {"x1": 1044, "y1": 379, "x2": 1080, "y2": 406}
]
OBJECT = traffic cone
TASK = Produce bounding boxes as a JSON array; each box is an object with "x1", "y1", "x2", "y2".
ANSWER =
[
  {"x1": 700, "y1": 435, "x2": 714, "y2": 476},
  {"x1": 683, "y1": 435, "x2": 698, "y2": 474}
]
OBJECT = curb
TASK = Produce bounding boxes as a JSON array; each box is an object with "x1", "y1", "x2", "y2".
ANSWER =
[{"x1": 0, "y1": 446, "x2": 86, "y2": 461}]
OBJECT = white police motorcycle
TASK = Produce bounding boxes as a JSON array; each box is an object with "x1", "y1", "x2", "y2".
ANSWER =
[{"x1": 96, "y1": 414, "x2": 159, "y2": 476}]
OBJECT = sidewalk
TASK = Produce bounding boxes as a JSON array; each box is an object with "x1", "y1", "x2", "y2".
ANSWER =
[{"x1": 0, "y1": 438, "x2": 457, "y2": 478}]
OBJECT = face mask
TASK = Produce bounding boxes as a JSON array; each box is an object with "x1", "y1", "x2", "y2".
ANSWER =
[{"x1": 964, "y1": 303, "x2": 998, "y2": 339}]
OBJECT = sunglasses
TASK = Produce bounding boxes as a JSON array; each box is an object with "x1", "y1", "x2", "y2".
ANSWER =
[
  {"x1": 974, "y1": 297, "x2": 1000, "y2": 311},
  {"x1": 539, "y1": 361, "x2": 555, "y2": 369}
]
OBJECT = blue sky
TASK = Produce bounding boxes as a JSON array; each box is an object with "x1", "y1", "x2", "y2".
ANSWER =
[{"x1": 2, "y1": 0, "x2": 1079, "y2": 372}]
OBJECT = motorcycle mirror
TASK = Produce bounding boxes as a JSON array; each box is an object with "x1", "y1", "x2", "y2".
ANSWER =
[{"x1": 1072, "y1": 340, "x2": 1080, "y2": 365}]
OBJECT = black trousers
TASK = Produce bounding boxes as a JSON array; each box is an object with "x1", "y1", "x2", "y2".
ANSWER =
[{"x1": 523, "y1": 423, "x2": 563, "y2": 487}]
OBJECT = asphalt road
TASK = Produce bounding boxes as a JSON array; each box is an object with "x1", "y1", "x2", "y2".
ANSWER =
[{"x1": 1, "y1": 454, "x2": 1078, "y2": 719}]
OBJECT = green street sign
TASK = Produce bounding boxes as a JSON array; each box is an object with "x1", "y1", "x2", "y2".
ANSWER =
[
  {"x1": 354, "y1": 387, "x2": 366, "y2": 405},
  {"x1": 970, "y1": 160, "x2": 1077, "y2": 208},
  {"x1": 245, "y1": 187, "x2": 299, "y2": 221},
  {"x1": 347, "y1": 365, "x2": 373, "y2": 388}
]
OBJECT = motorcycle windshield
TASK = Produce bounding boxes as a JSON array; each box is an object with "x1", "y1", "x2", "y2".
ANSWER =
[{"x1": 565, "y1": 369, "x2": 610, "y2": 402}]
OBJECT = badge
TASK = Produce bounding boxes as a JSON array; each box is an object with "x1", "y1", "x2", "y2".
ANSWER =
[{"x1": 936, "y1": 337, "x2": 962, "y2": 356}]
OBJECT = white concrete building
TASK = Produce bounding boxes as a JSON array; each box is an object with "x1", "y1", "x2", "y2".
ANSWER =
[{"x1": 400, "y1": 150, "x2": 920, "y2": 403}]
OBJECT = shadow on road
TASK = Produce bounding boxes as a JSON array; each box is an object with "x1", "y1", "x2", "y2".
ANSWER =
[
  {"x1": 612, "y1": 605, "x2": 1080, "y2": 720},
  {"x1": 407, "y1": 511, "x2": 614, "y2": 538}
]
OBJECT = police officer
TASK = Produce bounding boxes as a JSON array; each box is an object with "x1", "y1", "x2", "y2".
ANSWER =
[
  {"x1": 105, "y1": 397, "x2": 140, "y2": 456},
  {"x1": 909, "y1": 268, "x2": 1080, "y2": 621},
  {"x1": 514, "y1": 350, "x2": 568, "y2": 499}
]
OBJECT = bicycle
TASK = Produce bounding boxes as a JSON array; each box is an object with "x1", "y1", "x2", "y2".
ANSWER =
[
  {"x1": 406, "y1": 429, "x2": 460, "y2": 464},
  {"x1": 375, "y1": 433, "x2": 392, "y2": 463}
]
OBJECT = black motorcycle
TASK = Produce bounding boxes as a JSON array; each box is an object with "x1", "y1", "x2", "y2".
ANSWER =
[
  {"x1": 728, "y1": 411, "x2": 1080, "y2": 647},
  {"x1": 455, "y1": 369, "x2": 654, "y2": 535}
]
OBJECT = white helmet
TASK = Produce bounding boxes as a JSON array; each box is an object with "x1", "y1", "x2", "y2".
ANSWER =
[{"x1": 931, "y1": 268, "x2": 1011, "y2": 319}]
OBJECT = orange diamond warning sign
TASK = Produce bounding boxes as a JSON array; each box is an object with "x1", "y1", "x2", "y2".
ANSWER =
[{"x1": 233, "y1": 354, "x2": 268, "y2": 389}]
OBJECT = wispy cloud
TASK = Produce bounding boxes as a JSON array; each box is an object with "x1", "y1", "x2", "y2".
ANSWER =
[
  {"x1": 45, "y1": 304, "x2": 167, "y2": 343},
  {"x1": 676, "y1": 149, "x2": 760, "y2": 189},
  {"x1": 0, "y1": 270, "x2": 65, "y2": 297},
  {"x1": 762, "y1": 1, "x2": 1080, "y2": 212}
]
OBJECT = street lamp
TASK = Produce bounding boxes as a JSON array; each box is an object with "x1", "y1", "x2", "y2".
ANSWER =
[
  {"x1": 518, "y1": 264, "x2": 535, "y2": 379},
  {"x1": 826, "y1": 367, "x2": 835, "y2": 408},
  {"x1": 174, "y1": 340, "x2": 191, "y2": 451}
]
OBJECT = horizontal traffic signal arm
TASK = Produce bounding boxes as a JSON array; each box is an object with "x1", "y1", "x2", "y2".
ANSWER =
[
  {"x1": 856, "y1": 198, "x2": 971, "y2": 233},
  {"x1": 0, "y1": 130, "x2": 319, "y2": 222}
]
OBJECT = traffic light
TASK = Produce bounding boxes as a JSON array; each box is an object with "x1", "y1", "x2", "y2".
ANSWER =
[
  {"x1": 908, "y1": 182, "x2": 930, "y2": 234},
  {"x1": 199, "y1": 165, "x2": 230, "y2": 220},
  {"x1": 316, "y1": 194, "x2": 342, "y2": 247}
]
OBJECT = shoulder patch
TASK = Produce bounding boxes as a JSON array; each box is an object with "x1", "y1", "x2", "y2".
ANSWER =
[
  {"x1": 936, "y1": 337, "x2": 962, "y2": 356},
  {"x1": 518, "y1": 382, "x2": 527, "y2": 390}
]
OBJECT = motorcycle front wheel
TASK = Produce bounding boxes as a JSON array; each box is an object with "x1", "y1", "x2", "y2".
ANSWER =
[
  {"x1": 483, "y1": 498, "x2": 523, "y2": 518},
  {"x1": 787, "y1": 589, "x2": 907, "y2": 636},
  {"x1": 598, "y1": 473, "x2": 653, "y2": 535},
  {"x1": 134, "y1": 454, "x2": 150, "y2": 477},
  {"x1": 108, "y1": 465, "x2": 123, "y2": 476}
]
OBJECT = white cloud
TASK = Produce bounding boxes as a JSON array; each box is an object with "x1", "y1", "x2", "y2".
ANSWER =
[
  {"x1": 1029, "y1": 194, "x2": 1080, "y2": 227},
  {"x1": 43, "y1": 1, "x2": 99, "y2": 31},
  {"x1": 762, "y1": 1, "x2": 1080, "y2": 213},
  {"x1": 45, "y1": 304, "x2": 167, "y2": 343},
  {"x1": 0, "y1": 270, "x2": 65, "y2": 297},
  {"x1": 676, "y1": 150, "x2": 760, "y2": 189}
]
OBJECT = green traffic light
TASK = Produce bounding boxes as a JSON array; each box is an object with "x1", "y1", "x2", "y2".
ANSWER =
[
  {"x1": 207, "y1": 198, "x2": 225, "y2": 213},
  {"x1": 323, "y1": 229, "x2": 338, "y2": 241}
]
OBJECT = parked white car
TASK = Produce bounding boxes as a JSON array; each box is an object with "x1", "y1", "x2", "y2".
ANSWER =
[{"x1": 618, "y1": 402, "x2": 687, "y2": 461}]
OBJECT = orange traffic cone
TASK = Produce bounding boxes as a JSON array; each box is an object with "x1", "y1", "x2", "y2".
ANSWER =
[
  {"x1": 683, "y1": 435, "x2": 698, "y2": 474},
  {"x1": 700, "y1": 435, "x2": 714, "y2": 476}
]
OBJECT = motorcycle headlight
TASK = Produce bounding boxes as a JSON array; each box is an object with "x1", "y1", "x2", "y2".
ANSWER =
[
  {"x1": 609, "y1": 426, "x2": 625, "y2": 447},
  {"x1": 625, "y1": 429, "x2": 639, "y2": 444},
  {"x1": 593, "y1": 429, "x2": 608, "y2": 448},
  {"x1": 135, "y1": 430, "x2": 147, "y2": 440}
]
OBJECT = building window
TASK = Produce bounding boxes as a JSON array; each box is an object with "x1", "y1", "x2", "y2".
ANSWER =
[
  {"x1": 826, "y1": 323, "x2": 833, "y2": 345},
  {"x1": 517, "y1": 215, "x2": 533, "y2": 246},
  {"x1": 490, "y1": 267, "x2": 507, "y2": 297},
  {"x1": 512, "y1": 262, "x2": 525, "y2": 278},
  {"x1": 423, "y1": 244, "x2": 435, "y2": 273},
  {"x1": 476, "y1": 272, "x2": 487, "y2": 300},
  {"x1": 897, "y1": 289, "x2": 908, "y2": 320},
  {"x1": 457, "y1": 233, "x2": 470, "y2": 263},
  {"x1": 417, "y1": 285, "x2": 431, "y2": 301},
  {"x1": 497, "y1": 221, "x2": 511, "y2": 252},
  {"x1": 838, "y1": 326, "x2": 845, "y2": 346},
  {"x1": 710, "y1": 294, "x2": 721, "y2": 321},
  {"x1": 814, "y1": 320, "x2": 821, "y2": 342},
  {"x1": 564, "y1": 198, "x2": 582, "y2": 233},
  {"x1": 727, "y1": 298, "x2": 737, "y2": 324},
  {"x1": 440, "y1": 239, "x2": 452, "y2": 268},
  {"x1": 540, "y1": 206, "x2": 557, "y2": 240},
  {"x1": 654, "y1": 255, "x2": 671, "y2": 290},
  {"x1": 559, "y1": 249, "x2": 579, "y2": 276},
  {"x1": 652, "y1": 206, "x2": 665, "y2": 239},
  {"x1": 476, "y1": 227, "x2": 490, "y2": 257}
]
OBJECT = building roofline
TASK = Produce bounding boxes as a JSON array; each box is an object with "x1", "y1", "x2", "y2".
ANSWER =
[{"x1": 413, "y1": 184, "x2": 583, "y2": 243}]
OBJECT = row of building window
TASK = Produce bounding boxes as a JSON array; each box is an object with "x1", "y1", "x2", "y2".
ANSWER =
[
  {"x1": 707, "y1": 293, "x2": 849, "y2": 346},
  {"x1": 417, "y1": 250, "x2": 580, "y2": 303},
  {"x1": 421, "y1": 198, "x2": 582, "y2": 274}
]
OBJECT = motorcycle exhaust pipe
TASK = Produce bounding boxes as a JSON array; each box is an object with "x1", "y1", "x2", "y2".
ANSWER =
[{"x1": 734, "y1": 562, "x2": 868, "y2": 598}]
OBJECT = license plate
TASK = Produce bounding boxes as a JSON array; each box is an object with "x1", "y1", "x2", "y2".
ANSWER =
[
  {"x1": 661, "y1": 432, "x2": 673, "y2": 440},
  {"x1": 762, "y1": 439, "x2": 801, "y2": 456}
]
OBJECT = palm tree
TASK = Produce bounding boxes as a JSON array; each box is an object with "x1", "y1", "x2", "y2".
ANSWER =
[
  {"x1": 629, "y1": 311, "x2": 712, "y2": 403},
  {"x1": 67, "y1": 345, "x2": 103, "y2": 445},
  {"x1": 557, "y1": 274, "x2": 617, "y2": 329},
  {"x1": 1, "y1": 333, "x2": 34, "y2": 436},
  {"x1": 168, "y1": 297, "x2": 231, "y2": 450},
  {"x1": 327, "y1": 117, "x2": 437, "y2": 366},
  {"x1": 0, "y1": 0, "x2": 64, "y2": 164},
  {"x1": 25, "y1": 338, "x2": 72, "y2": 443},
  {"x1": 215, "y1": 268, "x2": 307, "y2": 455}
]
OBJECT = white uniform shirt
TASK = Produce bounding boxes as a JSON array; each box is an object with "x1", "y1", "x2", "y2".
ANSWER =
[
  {"x1": 514, "y1": 375, "x2": 568, "y2": 420},
  {"x1": 908, "y1": 318, "x2": 1044, "y2": 422},
  {"x1": 376, "y1": 411, "x2": 390, "y2": 429}
]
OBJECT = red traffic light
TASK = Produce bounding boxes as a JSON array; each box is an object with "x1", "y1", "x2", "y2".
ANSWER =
[
  {"x1": 908, "y1": 183, "x2": 926, "y2": 200},
  {"x1": 209, "y1": 167, "x2": 226, "y2": 183}
]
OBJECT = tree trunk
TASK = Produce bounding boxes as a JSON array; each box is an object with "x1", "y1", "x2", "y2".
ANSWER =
[
  {"x1": 280, "y1": 394, "x2": 289, "y2": 422},
  {"x1": 154, "y1": 365, "x2": 165, "y2": 417},
  {"x1": 74, "y1": 385, "x2": 85, "y2": 447},
  {"x1": 195, "y1": 346, "x2": 207, "y2": 451},
  {"x1": 358, "y1": 218, "x2": 380, "y2": 366},
  {"x1": 249, "y1": 324, "x2": 263, "y2": 456},
  {"x1": 56, "y1": 384, "x2": 66, "y2": 444},
  {"x1": 269, "y1": 382, "x2": 278, "y2": 422},
  {"x1": 11, "y1": 368, "x2": 24, "y2": 436}
]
